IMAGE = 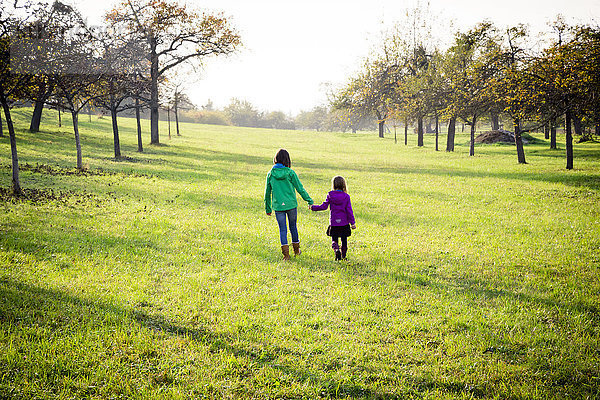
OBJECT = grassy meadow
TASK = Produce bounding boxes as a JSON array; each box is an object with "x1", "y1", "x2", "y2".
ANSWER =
[{"x1": 1, "y1": 108, "x2": 599, "y2": 399}]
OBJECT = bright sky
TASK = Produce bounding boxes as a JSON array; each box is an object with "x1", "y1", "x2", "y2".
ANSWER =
[{"x1": 74, "y1": 0, "x2": 599, "y2": 115}]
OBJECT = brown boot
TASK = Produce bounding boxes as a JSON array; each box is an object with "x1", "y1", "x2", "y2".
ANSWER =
[
  {"x1": 292, "y1": 242, "x2": 301, "y2": 256},
  {"x1": 281, "y1": 244, "x2": 290, "y2": 260}
]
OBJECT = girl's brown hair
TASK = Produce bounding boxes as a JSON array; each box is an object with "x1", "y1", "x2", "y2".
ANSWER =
[
  {"x1": 274, "y1": 149, "x2": 291, "y2": 167},
  {"x1": 332, "y1": 176, "x2": 347, "y2": 192}
]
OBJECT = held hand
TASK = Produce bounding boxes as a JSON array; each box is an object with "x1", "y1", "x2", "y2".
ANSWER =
[
  {"x1": 267, "y1": 212, "x2": 272, "y2": 216},
  {"x1": 351, "y1": 224, "x2": 356, "y2": 229}
]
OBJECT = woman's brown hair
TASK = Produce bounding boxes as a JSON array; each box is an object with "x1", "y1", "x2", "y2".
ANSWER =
[
  {"x1": 274, "y1": 149, "x2": 291, "y2": 167},
  {"x1": 332, "y1": 176, "x2": 347, "y2": 192}
]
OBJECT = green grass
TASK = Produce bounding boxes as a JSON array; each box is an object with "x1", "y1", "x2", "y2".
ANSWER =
[{"x1": 1, "y1": 107, "x2": 599, "y2": 399}]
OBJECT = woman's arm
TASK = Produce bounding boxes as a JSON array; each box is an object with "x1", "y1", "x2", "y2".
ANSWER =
[
  {"x1": 290, "y1": 170, "x2": 314, "y2": 205},
  {"x1": 264, "y1": 174, "x2": 272, "y2": 214}
]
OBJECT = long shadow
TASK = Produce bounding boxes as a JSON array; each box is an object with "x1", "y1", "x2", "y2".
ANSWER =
[
  {"x1": 144, "y1": 146, "x2": 600, "y2": 192},
  {"x1": 0, "y1": 277, "x2": 491, "y2": 399}
]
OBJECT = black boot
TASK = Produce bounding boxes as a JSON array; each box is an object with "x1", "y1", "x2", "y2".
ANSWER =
[
  {"x1": 335, "y1": 250, "x2": 342, "y2": 260},
  {"x1": 341, "y1": 245, "x2": 347, "y2": 260}
]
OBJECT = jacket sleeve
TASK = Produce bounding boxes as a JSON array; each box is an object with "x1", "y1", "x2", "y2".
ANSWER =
[
  {"x1": 290, "y1": 170, "x2": 313, "y2": 205},
  {"x1": 311, "y1": 194, "x2": 330, "y2": 211},
  {"x1": 264, "y1": 173, "x2": 272, "y2": 213},
  {"x1": 346, "y1": 196, "x2": 355, "y2": 225}
]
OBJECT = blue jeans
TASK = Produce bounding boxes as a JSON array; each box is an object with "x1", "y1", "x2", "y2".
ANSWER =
[{"x1": 275, "y1": 208, "x2": 299, "y2": 245}]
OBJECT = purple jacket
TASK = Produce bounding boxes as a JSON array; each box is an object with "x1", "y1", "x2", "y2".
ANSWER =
[{"x1": 311, "y1": 190, "x2": 355, "y2": 226}]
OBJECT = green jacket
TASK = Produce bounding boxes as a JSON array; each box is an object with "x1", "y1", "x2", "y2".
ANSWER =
[{"x1": 264, "y1": 165, "x2": 313, "y2": 213}]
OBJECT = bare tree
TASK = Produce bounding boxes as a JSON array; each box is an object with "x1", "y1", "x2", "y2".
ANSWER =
[
  {"x1": 0, "y1": 0, "x2": 36, "y2": 195},
  {"x1": 106, "y1": 0, "x2": 241, "y2": 145},
  {"x1": 93, "y1": 26, "x2": 148, "y2": 158},
  {"x1": 33, "y1": 2, "x2": 104, "y2": 170}
]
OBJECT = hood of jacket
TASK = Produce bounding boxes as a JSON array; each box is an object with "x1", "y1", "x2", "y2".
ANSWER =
[
  {"x1": 328, "y1": 190, "x2": 348, "y2": 205},
  {"x1": 270, "y1": 165, "x2": 291, "y2": 180}
]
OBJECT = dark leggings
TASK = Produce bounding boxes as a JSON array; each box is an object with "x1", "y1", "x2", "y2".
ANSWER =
[{"x1": 331, "y1": 235, "x2": 348, "y2": 258}]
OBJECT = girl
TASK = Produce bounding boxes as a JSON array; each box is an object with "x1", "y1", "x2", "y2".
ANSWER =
[
  {"x1": 311, "y1": 176, "x2": 356, "y2": 260},
  {"x1": 265, "y1": 149, "x2": 314, "y2": 260}
]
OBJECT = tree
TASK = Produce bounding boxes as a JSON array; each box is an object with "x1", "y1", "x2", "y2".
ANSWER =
[
  {"x1": 28, "y1": 74, "x2": 54, "y2": 132},
  {"x1": 33, "y1": 2, "x2": 103, "y2": 170},
  {"x1": 162, "y1": 77, "x2": 195, "y2": 136},
  {"x1": 106, "y1": 0, "x2": 241, "y2": 145},
  {"x1": 296, "y1": 106, "x2": 328, "y2": 131},
  {"x1": 24, "y1": 3, "x2": 64, "y2": 133},
  {"x1": 261, "y1": 111, "x2": 294, "y2": 130},
  {"x1": 224, "y1": 98, "x2": 259, "y2": 127},
  {"x1": 385, "y1": 4, "x2": 441, "y2": 147},
  {"x1": 494, "y1": 25, "x2": 534, "y2": 164},
  {"x1": 93, "y1": 26, "x2": 148, "y2": 158},
  {"x1": 333, "y1": 58, "x2": 398, "y2": 138},
  {"x1": 395, "y1": 45, "x2": 435, "y2": 147},
  {"x1": 434, "y1": 47, "x2": 461, "y2": 152},
  {"x1": 445, "y1": 22, "x2": 501, "y2": 156},
  {"x1": 0, "y1": 0, "x2": 35, "y2": 195},
  {"x1": 530, "y1": 18, "x2": 600, "y2": 169},
  {"x1": 566, "y1": 25, "x2": 600, "y2": 143}
]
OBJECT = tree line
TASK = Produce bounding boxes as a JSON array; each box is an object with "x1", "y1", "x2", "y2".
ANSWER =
[
  {"x1": 1, "y1": 0, "x2": 240, "y2": 195},
  {"x1": 332, "y1": 12, "x2": 600, "y2": 169},
  {"x1": 175, "y1": 99, "x2": 374, "y2": 132}
]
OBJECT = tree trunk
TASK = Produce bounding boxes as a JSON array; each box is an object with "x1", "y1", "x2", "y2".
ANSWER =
[
  {"x1": 0, "y1": 109, "x2": 3, "y2": 137},
  {"x1": 490, "y1": 111, "x2": 500, "y2": 130},
  {"x1": 1, "y1": 89, "x2": 22, "y2": 195},
  {"x1": 565, "y1": 109, "x2": 573, "y2": 170},
  {"x1": 71, "y1": 111, "x2": 83, "y2": 170},
  {"x1": 30, "y1": 99, "x2": 45, "y2": 132},
  {"x1": 150, "y1": 35, "x2": 160, "y2": 145},
  {"x1": 469, "y1": 114, "x2": 477, "y2": 156},
  {"x1": 550, "y1": 117, "x2": 557, "y2": 149},
  {"x1": 136, "y1": 98, "x2": 143, "y2": 153},
  {"x1": 378, "y1": 120, "x2": 385, "y2": 138},
  {"x1": 167, "y1": 107, "x2": 171, "y2": 140},
  {"x1": 572, "y1": 113, "x2": 583, "y2": 137},
  {"x1": 58, "y1": 107, "x2": 62, "y2": 127},
  {"x1": 417, "y1": 116, "x2": 424, "y2": 147},
  {"x1": 461, "y1": 123, "x2": 465, "y2": 132},
  {"x1": 514, "y1": 118, "x2": 526, "y2": 164},
  {"x1": 29, "y1": 81, "x2": 49, "y2": 133},
  {"x1": 435, "y1": 113, "x2": 439, "y2": 151},
  {"x1": 404, "y1": 117, "x2": 408, "y2": 145},
  {"x1": 175, "y1": 100, "x2": 180, "y2": 136},
  {"x1": 425, "y1": 119, "x2": 433, "y2": 133},
  {"x1": 393, "y1": 125, "x2": 397, "y2": 144},
  {"x1": 544, "y1": 123, "x2": 550, "y2": 140},
  {"x1": 446, "y1": 116, "x2": 456, "y2": 152},
  {"x1": 573, "y1": 113, "x2": 592, "y2": 142},
  {"x1": 595, "y1": 123, "x2": 600, "y2": 137},
  {"x1": 111, "y1": 107, "x2": 121, "y2": 158}
]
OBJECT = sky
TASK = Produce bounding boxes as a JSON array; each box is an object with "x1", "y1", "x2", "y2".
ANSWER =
[{"x1": 74, "y1": 0, "x2": 599, "y2": 115}]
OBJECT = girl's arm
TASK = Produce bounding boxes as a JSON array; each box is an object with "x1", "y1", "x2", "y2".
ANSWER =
[
  {"x1": 290, "y1": 170, "x2": 314, "y2": 205},
  {"x1": 264, "y1": 174, "x2": 272, "y2": 214},
  {"x1": 346, "y1": 196, "x2": 356, "y2": 225},
  {"x1": 310, "y1": 194, "x2": 330, "y2": 211}
]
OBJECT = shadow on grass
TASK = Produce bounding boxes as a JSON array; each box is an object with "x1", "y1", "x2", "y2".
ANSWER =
[
  {"x1": 147, "y1": 146, "x2": 600, "y2": 192},
  {"x1": 0, "y1": 277, "x2": 490, "y2": 399},
  {"x1": 311, "y1": 253, "x2": 600, "y2": 322}
]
